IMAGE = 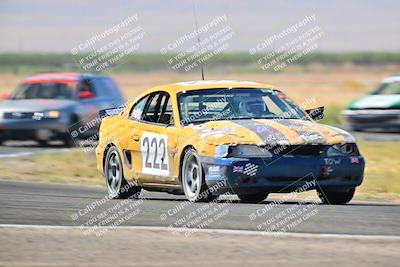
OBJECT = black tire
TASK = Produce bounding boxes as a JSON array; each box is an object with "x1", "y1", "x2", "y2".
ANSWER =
[
  {"x1": 64, "y1": 115, "x2": 81, "y2": 147},
  {"x1": 37, "y1": 140, "x2": 48, "y2": 147},
  {"x1": 181, "y1": 148, "x2": 217, "y2": 202},
  {"x1": 351, "y1": 127, "x2": 363, "y2": 132},
  {"x1": 104, "y1": 146, "x2": 141, "y2": 199},
  {"x1": 238, "y1": 192, "x2": 269, "y2": 204},
  {"x1": 63, "y1": 133, "x2": 76, "y2": 147},
  {"x1": 317, "y1": 188, "x2": 355, "y2": 204}
]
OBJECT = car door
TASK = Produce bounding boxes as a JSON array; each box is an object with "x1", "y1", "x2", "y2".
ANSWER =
[
  {"x1": 127, "y1": 91, "x2": 178, "y2": 184},
  {"x1": 91, "y1": 77, "x2": 125, "y2": 110},
  {"x1": 119, "y1": 95, "x2": 149, "y2": 181}
]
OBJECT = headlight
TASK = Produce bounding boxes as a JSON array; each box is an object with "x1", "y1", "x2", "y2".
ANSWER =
[
  {"x1": 33, "y1": 110, "x2": 60, "y2": 119},
  {"x1": 340, "y1": 143, "x2": 353, "y2": 154},
  {"x1": 229, "y1": 145, "x2": 273, "y2": 158},
  {"x1": 327, "y1": 143, "x2": 359, "y2": 156},
  {"x1": 45, "y1": 111, "x2": 60, "y2": 118},
  {"x1": 215, "y1": 145, "x2": 229, "y2": 158}
]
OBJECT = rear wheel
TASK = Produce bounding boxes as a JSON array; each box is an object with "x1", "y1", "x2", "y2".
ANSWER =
[
  {"x1": 238, "y1": 192, "x2": 269, "y2": 204},
  {"x1": 104, "y1": 146, "x2": 141, "y2": 199},
  {"x1": 181, "y1": 148, "x2": 216, "y2": 202},
  {"x1": 317, "y1": 188, "x2": 355, "y2": 204}
]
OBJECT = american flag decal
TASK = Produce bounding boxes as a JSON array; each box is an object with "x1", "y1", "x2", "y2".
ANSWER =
[
  {"x1": 233, "y1": 166, "x2": 244, "y2": 173},
  {"x1": 350, "y1": 157, "x2": 359, "y2": 164}
]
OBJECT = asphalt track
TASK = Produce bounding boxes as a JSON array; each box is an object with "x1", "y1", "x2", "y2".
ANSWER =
[
  {"x1": 1, "y1": 132, "x2": 400, "y2": 266},
  {"x1": 1, "y1": 180, "x2": 400, "y2": 266},
  {"x1": 1, "y1": 180, "x2": 399, "y2": 235}
]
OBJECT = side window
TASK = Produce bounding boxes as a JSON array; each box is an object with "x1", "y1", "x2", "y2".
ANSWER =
[
  {"x1": 141, "y1": 92, "x2": 173, "y2": 125},
  {"x1": 142, "y1": 93, "x2": 162, "y2": 123},
  {"x1": 94, "y1": 77, "x2": 121, "y2": 97},
  {"x1": 158, "y1": 96, "x2": 174, "y2": 125},
  {"x1": 129, "y1": 96, "x2": 149, "y2": 120},
  {"x1": 79, "y1": 79, "x2": 96, "y2": 97}
]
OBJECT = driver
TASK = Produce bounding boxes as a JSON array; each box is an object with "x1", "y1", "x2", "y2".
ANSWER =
[{"x1": 237, "y1": 96, "x2": 268, "y2": 117}]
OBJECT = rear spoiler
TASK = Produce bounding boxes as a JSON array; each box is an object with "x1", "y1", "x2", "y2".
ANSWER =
[{"x1": 99, "y1": 107, "x2": 125, "y2": 119}]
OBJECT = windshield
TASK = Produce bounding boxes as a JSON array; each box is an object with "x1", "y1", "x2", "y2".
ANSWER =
[
  {"x1": 375, "y1": 81, "x2": 400, "y2": 95},
  {"x1": 11, "y1": 82, "x2": 76, "y2": 100},
  {"x1": 178, "y1": 88, "x2": 308, "y2": 125}
]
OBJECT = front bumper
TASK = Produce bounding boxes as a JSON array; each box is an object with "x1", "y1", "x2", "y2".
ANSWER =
[
  {"x1": 201, "y1": 154, "x2": 365, "y2": 195},
  {"x1": 342, "y1": 109, "x2": 400, "y2": 130},
  {"x1": 0, "y1": 118, "x2": 69, "y2": 141}
]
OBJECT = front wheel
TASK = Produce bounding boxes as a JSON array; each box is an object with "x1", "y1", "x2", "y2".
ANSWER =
[
  {"x1": 104, "y1": 146, "x2": 141, "y2": 199},
  {"x1": 181, "y1": 148, "x2": 216, "y2": 202},
  {"x1": 238, "y1": 192, "x2": 269, "y2": 203},
  {"x1": 317, "y1": 188, "x2": 355, "y2": 204},
  {"x1": 62, "y1": 131, "x2": 78, "y2": 147}
]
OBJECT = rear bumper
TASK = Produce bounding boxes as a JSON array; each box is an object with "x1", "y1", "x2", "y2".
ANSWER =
[
  {"x1": 342, "y1": 109, "x2": 400, "y2": 130},
  {"x1": 200, "y1": 155, "x2": 365, "y2": 195}
]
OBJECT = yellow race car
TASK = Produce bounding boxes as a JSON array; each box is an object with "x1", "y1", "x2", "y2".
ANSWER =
[{"x1": 96, "y1": 80, "x2": 365, "y2": 204}]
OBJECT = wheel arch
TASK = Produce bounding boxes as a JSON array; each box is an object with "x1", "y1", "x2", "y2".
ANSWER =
[
  {"x1": 103, "y1": 142, "x2": 117, "y2": 172},
  {"x1": 70, "y1": 113, "x2": 80, "y2": 123}
]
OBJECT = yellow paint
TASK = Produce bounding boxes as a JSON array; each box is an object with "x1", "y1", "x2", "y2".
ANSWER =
[{"x1": 96, "y1": 80, "x2": 347, "y2": 185}]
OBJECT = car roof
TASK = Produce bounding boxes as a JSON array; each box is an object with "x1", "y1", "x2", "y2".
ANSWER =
[
  {"x1": 382, "y1": 76, "x2": 400, "y2": 83},
  {"x1": 147, "y1": 80, "x2": 278, "y2": 94},
  {"x1": 23, "y1": 72, "x2": 106, "y2": 83}
]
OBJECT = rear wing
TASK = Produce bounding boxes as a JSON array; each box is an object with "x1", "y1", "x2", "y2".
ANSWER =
[{"x1": 99, "y1": 107, "x2": 125, "y2": 119}]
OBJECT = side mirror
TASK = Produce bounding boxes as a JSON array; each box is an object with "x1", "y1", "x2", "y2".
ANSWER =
[
  {"x1": 0, "y1": 92, "x2": 10, "y2": 100},
  {"x1": 79, "y1": 91, "x2": 94, "y2": 99},
  {"x1": 305, "y1": 106, "x2": 324, "y2": 121}
]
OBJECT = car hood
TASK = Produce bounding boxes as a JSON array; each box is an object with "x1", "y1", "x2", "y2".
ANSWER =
[
  {"x1": 348, "y1": 94, "x2": 400, "y2": 109},
  {"x1": 193, "y1": 119, "x2": 355, "y2": 146},
  {"x1": 0, "y1": 99, "x2": 76, "y2": 112}
]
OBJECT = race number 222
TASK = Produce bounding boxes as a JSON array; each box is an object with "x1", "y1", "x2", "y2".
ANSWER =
[{"x1": 141, "y1": 132, "x2": 169, "y2": 176}]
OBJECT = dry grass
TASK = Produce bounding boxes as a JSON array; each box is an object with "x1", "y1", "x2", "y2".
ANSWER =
[
  {"x1": 0, "y1": 66, "x2": 397, "y2": 107},
  {"x1": 355, "y1": 141, "x2": 400, "y2": 202},
  {"x1": 0, "y1": 141, "x2": 399, "y2": 202},
  {"x1": 0, "y1": 151, "x2": 101, "y2": 185},
  {"x1": 112, "y1": 69, "x2": 387, "y2": 107}
]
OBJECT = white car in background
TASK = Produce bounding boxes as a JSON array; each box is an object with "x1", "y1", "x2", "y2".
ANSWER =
[{"x1": 342, "y1": 75, "x2": 400, "y2": 132}]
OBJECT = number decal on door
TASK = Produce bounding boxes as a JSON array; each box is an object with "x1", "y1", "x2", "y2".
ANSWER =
[{"x1": 141, "y1": 132, "x2": 169, "y2": 176}]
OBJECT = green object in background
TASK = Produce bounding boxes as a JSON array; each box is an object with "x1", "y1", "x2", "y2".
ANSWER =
[
  {"x1": 347, "y1": 101, "x2": 357, "y2": 109},
  {"x1": 390, "y1": 101, "x2": 400, "y2": 109},
  {"x1": 320, "y1": 105, "x2": 342, "y2": 126}
]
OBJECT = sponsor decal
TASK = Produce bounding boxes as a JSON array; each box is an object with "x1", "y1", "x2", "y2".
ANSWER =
[
  {"x1": 299, "y1": 133, "x2": 321, "y2": 143},
  {"x1": 233, "y1": 166, "x2": 244, "y2": 173},
  {"x1": 323, "y1": 158, "x2": 341, "y2": 165},
  {"x1": 256, "y1": 125, "x2": 268, "y2": 134},
  {"x1": 12, "y1": 112, "x2": 23, "y2": 118},
  {"x1": 321, "y1": 166, "x2": 333, "y2": 177},
  {"x1": 208, "y1": 166, "x2": 221, "y2": 176},
  {"x1": 232, "y1": 120, "x2": 285, "y2": 144},
  {"x1": 243, "y1": 163, "x2": 258, "y2": 176},
  {"x1": 350, "y1": 156, "x2": 360, "y2": 164}
]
